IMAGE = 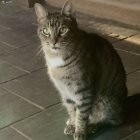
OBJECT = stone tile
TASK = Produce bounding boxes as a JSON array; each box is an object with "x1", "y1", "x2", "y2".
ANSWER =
[
  {"x1": 12, "y1": 104, "x2": 69, "y2": 140},
  {"x1": 0, "y1": 60, "x2": 28, "y2": 83},
  {"x1": 0, "y1": 127, "x2": 28, "y2": 140},
  {"x1": 127, "y1": 70, "x2": 140, "y2": 96},
  {"x1": 116, "y1": 50, "x2": 140, "y2": 74},
  {"x1": 0, "y1": 88, "x2": 41, "y2": 129},
  {"x1": 0, "y1": 42, "x2": 45, "y2": 72},
  {"x1": 2, "y1": 69, "x2": 60, "y2": 108},
  {"x1": 114, "y1": 34, "x2": 140, "y2": 54}
]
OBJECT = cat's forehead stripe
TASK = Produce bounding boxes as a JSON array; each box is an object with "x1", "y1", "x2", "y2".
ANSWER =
[{"x1": 49, "y1": 18, "x2": 63, "y2": 28}]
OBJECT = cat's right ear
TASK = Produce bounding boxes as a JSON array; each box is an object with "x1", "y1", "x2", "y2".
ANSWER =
[
  {"x1": 34, "y1": 3, "x2": 48, "y2": 24},
  {"x1": 61, "y1": 0, "x2": 74, "y2": 16}
]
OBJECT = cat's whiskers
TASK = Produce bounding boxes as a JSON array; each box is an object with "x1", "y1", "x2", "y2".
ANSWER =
[{"x1": 34, "y1": 45, "x2": 43, "y2": 58}]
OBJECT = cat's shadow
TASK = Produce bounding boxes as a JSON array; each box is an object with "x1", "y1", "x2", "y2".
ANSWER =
[{"x1": 88, "y1": 93, "x2": 140, "y2": 140}]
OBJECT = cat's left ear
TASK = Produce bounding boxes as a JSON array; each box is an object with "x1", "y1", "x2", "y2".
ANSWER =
[
  {"x1": 61, "y1": 0, "x2": 75, "y2": 16},
  {"x1": 34, "y1": 3, "x2": 48, "y2": 24}
]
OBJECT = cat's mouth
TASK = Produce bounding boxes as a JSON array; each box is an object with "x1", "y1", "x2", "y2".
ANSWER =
[
  {"x1": 51, "y1": 46, "x2": 60, "y2": 50},
  {"x1": 50, "y1": 46, "x2": 61, "y2": 52}
]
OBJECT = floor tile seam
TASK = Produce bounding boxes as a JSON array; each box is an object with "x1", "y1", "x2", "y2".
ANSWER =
[
  {"x1": 115, "y1": 47, "x2": 140, "y2": 56},
  {"x1": 1, "y1": 87, "x2": 45, "y2": 110},
  {"x1": 0, "y1": 67, "x2": 47, "y2": 85},
  {"x1": 0, "y1": 102, "x2": 61, "y2": 131},
  {"x1": 10, "y1": 126, "x2": 32, "y2": 140},
  {"x1": 0, "y1": 73, "x2": 29, "y2": 85},
  {"x1": 0, "y1": 24, "x2": 11, "y2": 30},
  {"x1": 121, "y1": 129, "x2": 140, "y2": 140},
  {"x1": 112, "y1": 32, "x2": 139, "y2": 44},
  {"x1": 127, "y1": 68, "x2": 140, "y2": 75},
  {"x1": 1, "y1": 59, "x2": 31, "y2": 74}
]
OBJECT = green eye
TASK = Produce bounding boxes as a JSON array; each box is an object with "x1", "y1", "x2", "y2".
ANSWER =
[
  {"x1": 42, "y1": 28, "x2": 50, "y2": 36},
  {"x1": 59, "y1": 27, "x2": 68, "y2": 35}
]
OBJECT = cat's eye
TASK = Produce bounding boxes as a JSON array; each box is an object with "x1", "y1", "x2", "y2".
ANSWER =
[
  {"x1": 59, "y1": 27, "x2": 68, "y2": 36},
  {"x1": 42, "y1": 28, "x2": 50, "y2": 37}
]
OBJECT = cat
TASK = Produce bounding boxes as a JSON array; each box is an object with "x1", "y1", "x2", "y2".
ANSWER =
[{"x1": 34, "y1": 1, "x2": 128, "y2": 140}]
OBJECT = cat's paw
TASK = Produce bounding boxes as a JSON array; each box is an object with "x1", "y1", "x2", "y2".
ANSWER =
[
  {"x1": 64, "y1": 125, "x2": 75, "y2": 135},
  {"x1": 74, "y1": 132, "x2": 86, "y2": 140}
]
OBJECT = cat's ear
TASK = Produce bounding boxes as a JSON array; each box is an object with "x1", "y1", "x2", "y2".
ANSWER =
[
  {"x1": 61, "y1": 0, "x2": 75, "y2": 16},
  {"x1": 34, "y1": 3, "x2": 48, "y2": 23}
]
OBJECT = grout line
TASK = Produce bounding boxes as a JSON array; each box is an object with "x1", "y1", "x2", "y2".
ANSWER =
[
  {"x1": 2, "y1": 87, "x2": 45, "y2": 110},
  {"x1": 44, "y1": 102, "x2": 61, "y2": 110},
  {"x1": 115, "y1": 48, "x2": 140, "y2": 56},
  {"x1": 115, "y1": 48, "x2": 129, "y2": 53},
  {"x1": 112, "y1": 33, "x2": 139, "y2": 44},
  {"x1": 10, "y1": 126, "x2": 33, "y2": 140},
  {"x1": 1, "y1": 59, "x2": 31, "y2": 74},
  {"x1": 0, "y1": 102, "x2": 61, "y2": 132},
  {"x1": 127, "y1": 68, "x2": 140, "y2": 75},
  {"x1": 0, "y1": 110, "x2": 43, "y2": 131},
  {"x1": 0, "y1": 73, "x2": 29, "y2": 85},
  {"x1": 0, "y1": 67, "x2": 47, "y2": 85},
  {"x1": 121, "y1": 129, "x2": 140, "y2": 140},
  {"x1": 0, "y1": 25, "x2": 11, "y2": 30}
]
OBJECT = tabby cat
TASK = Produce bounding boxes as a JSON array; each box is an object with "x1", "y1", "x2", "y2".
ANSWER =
[{"x1": 35, "y1": 1, "x2": 127, "y2": 140}]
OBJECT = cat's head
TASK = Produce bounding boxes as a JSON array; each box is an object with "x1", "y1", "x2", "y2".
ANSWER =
[{"x1": 35, "y1": 0, "x2": 78, "y2": 53}]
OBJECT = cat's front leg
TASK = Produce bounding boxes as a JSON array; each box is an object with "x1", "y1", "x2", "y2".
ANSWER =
[
  {"x1": 74, "y1": 101, "x2": 92, "y2": 140},
  {"x1": 63, "y1": 99, "x2": 76, "y2": 135}
]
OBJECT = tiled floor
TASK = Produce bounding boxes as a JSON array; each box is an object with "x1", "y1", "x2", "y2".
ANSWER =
[{"x1": 0, "y1": 2, "x2": 140, "y2": 140}]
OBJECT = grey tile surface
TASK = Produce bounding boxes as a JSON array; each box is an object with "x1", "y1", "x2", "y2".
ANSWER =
[
  {"x1": 2, "y1": 69, "x2": 60, "y2": 108},
  {"x1": 0, "y1": 42, "x2": 45, "y2": 72},
  {"x1": 0, "y1": 60, "x2": 28, "y2": 83},
  {"x1": 116, "y1": 50, "x2": 140, "y2": 74},
  {"x1": 12, "y1": 104, "x2": 69, "y2": 140},
  {"x1": 0, "y1": 127, "x2": 28, "y2": 140},
  {"x1": 0, "y1": 88, "x2": 41, "y2": 129},
  {"x1": 127, "y1": 70, "x2": 140, "y2": 96}
]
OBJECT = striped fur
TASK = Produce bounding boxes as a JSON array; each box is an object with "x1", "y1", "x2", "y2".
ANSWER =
[{"x1": 35, "y1": 2, "x2": 127, "y2": 140}]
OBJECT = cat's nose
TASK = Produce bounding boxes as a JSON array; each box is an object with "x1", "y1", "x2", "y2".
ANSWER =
[{"x1": 52, "y1": 39, "x2": 57, "y2": 45}]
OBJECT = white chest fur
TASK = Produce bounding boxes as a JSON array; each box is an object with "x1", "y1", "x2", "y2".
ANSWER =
[
  {"x1": 47, "y1": 57, "x2": 65, "y2": 68},
  {"x1": 49, "y1": 75, "x2": 80, "y2": 104}
]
